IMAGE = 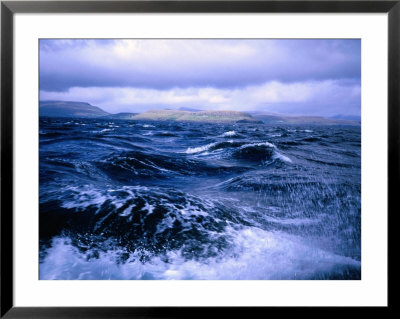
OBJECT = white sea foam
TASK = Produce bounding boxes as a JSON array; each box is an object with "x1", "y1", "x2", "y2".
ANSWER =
[
  {"x1": 185, "y1": 142, "x2": 219, "y2": 154},
  {"x1": 59, "y1": 185, "x2": 148, "y2": 212},
  {"x1": 221, "y1": 131, "x2": 237, "y2": 137},
  {"x1": 273, "y1": 151, "x2": 293, "y2": 163},
  {"x1": 40, "y1": 185, "x2": 358, "y2": 280},
  {"x1": 40, "y1": 226, "x2": 360, "y2": 280},
  {"x1": 239, "y1": 142, "x2": 276, "y2": 149}
]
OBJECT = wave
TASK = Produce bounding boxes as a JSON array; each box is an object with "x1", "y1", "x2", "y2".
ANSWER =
[
  {"x1": 232, "y1": 142, "x2": 275, "y2": 162},
  {"x1": 39, "y1": 185, "x2": 250, "y2": 265},
  {"x1": 220, "y1": 131, "x2": 242, "y2": 138},
  {"x1": 40, "y1": 226, "x2": 360, "y2": 280},
  {"x1": 273, "y1": 151, "x2": 292, "y2": 163},
  {"x1": 39, "y1": 118, "x2": 361, "y2": 280},
  {"x1": 185, "y1": 142, "x2": 219, "y2": 154},
  {"x1": 99, "y1": 128, "x2": 113, "y2": 133},
  {"x1": 232, "y1": 142, "x2": 292, "y2": 163},
  {"x1": 184, "y1": 140, "x2": 291, "y2": 164},
  {"x1": 95, "y1": 150, "x2": 248, "y2": 181},
  {"x1": 154, "y1": 131, "x2": 178, "y2": 137},
  {"x1": 95, "y1": 151, "x2": 183, "y2": 179},
  {"x1": 184, "y1": 141, "x2": 244, "y2": 154},
  {"x1": 301, "y1": 137, "x2": 322, "y2": 143}
]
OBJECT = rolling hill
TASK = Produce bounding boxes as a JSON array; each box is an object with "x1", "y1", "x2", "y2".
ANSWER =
[
  {"x1": 39, "y1": 101, "x2": 109, "y2": 118},
  {"x1": 39, "y1": 101, "x2": 360, "y2": 125},
  {"x1": 131, "y1": 109, "x2": 262, "y2": 123}
]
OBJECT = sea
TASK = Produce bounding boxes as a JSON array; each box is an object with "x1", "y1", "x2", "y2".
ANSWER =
[{"x1": 39, "y1": 117, "x2": 361, "y2": 280}]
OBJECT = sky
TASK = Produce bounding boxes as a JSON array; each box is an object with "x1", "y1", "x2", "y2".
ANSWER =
[{"x1": 39, "y1": 39, "x2": 361, "y2": 118}]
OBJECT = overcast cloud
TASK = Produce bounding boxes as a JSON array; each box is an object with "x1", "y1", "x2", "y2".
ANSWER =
[{"x1": 39, "y1": 39, "x2": 361, "y2": 117}]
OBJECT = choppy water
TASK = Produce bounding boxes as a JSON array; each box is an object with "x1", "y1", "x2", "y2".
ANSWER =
[{"x1": 39, "y1": 117, "x2": 361, "y2": 280}]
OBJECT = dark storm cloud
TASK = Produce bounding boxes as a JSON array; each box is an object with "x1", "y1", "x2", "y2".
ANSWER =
[{"x1": 39, "y1": 39, "x2": 361, "y2": 92}]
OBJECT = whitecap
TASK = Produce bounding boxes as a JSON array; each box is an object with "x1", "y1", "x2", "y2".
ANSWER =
[
  {"x1": 273, "y1": 151, "x2": 293, "y2": 163},
  {"x1": 185, "y1": 142, "x2": 218, "y2": 154},
  {"x1": 221, "y1": 131, "x2": 237, "y2": 137},
  {"x1": 40, "y1": 227, "x2": 360, "y2": 280},
  {"x1": 239, "y1": 141, "x2": 276, "y2": 149}
]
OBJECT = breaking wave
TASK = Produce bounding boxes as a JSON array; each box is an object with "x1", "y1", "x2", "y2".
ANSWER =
[{"x1": 39, "y1": 118, "x2": 361, "y2": 280}]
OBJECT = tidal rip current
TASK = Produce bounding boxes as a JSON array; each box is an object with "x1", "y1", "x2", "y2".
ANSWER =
[{"x1": 39, "y1": 118, "x2": 361, "y2": 280}]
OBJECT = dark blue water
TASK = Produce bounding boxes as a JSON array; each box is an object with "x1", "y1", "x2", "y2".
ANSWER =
[{"x1": 39, "y1": 117, "x2": 361, "y2": 280}]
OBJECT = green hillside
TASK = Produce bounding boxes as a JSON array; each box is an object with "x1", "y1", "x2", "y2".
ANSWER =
[
  {"x1": 40, "y1": 101, "x2": 109, "y2": 118},
  {"x1": 131, "y1": 109, "x2": 262, "y2": 123}
]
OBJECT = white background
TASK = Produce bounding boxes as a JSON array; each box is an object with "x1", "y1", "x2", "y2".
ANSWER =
[{"x1": 13, "y1": 13, "x2": 388, "y2": 306}]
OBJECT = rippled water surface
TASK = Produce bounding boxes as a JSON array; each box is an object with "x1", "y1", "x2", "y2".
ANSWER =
[{"x1": 39, "y1": 118, "x2": 361, "y2": 279}]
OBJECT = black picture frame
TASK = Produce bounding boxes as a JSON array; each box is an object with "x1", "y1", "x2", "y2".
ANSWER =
[{"x1": 1, "y1": 0, "x2": 396, "y2": 317}]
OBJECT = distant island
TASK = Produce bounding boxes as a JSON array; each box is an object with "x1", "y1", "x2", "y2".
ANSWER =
[
  {"x1": 39, "y1": 101, "x2": 261, "y2": 123},
  {"x1": 39, "y1": 101, "x2": 138, "y2": 120},
  {"x1": 252, "y1": 113, "x2": 360, "y2": 126},
  {"x1": 39, "y1": 100, "x2": 360, "y2": 125},
  {"x1": 39, "y1": 101, "x2": 109, "y2": 118},
  {"x1": 131, "y1": 109, "x2": 262, "y2": 123}
]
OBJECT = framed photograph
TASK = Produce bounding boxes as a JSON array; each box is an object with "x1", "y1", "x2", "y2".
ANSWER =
[{"x1": 1, "y1": 0, "x2": 396, "y2": 316}]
